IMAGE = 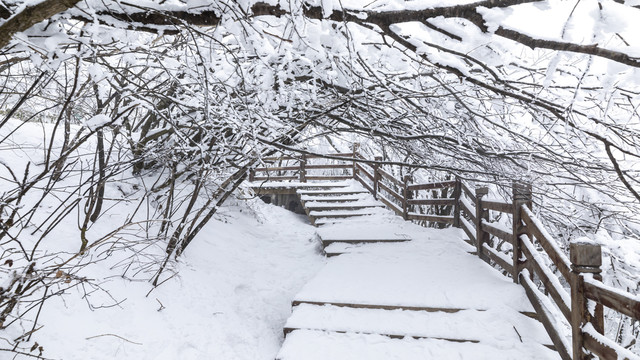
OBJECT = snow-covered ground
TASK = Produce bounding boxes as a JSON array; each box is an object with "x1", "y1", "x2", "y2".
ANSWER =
[
  {"x1": 0, "y1": 119, "x2": 326, "y2": 360},
  {"x1": 30, "y1": 198, "x2": 325, "y2": 360}
]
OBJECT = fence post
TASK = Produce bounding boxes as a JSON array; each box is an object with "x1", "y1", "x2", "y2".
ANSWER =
[
  {"x1": 475, "y1": 187, "x2": 489, "y2": 262},
  {"x1": 511, "y1": 182, "x2": 532, "y2": 284},
  {"x1": 570, "y1": 240, "x2": 603, "y2": 360},
  {"x1": 249, "y1": 168, "x2": 255, "y2": 182},
  {"x1": 373, "y1": 156, "x2": 382, "y2": 200},
  {"x1": 402, "y1": 175, "x2": 412, "y2": 220},
  {"x1": 352, "y1": 143, "x2": 360, "y2": 179},
  {"x1": 299, "y1": 155, "x2": 307, "y2": 183},
  {"x1": 453, "y1": 177, "x2": 462, "y2": 228}
]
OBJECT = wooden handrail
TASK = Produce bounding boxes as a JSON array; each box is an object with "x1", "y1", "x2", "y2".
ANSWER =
[{"x1": 482, "y1": 199, "x2": 513, "y2": 214}]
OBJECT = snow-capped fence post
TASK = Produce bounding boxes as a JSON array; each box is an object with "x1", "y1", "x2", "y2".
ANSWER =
[
  {"x1": 474, "y1": 187, "x2": 489, "y2": 262},
  {"x1": 249, "y1": 168, "x2": 255, "y2": 182},
  {"x1": 569, "y1": 240, "x2": 604, "y2": 360},
  {"x1": 511, "y1": 182, "x2": 532, "y2": 284},
  {"x1": 299, "y1": 154, "x2": 307, "y2": 183},
  {"x1": 452, "y1": 177, "x2": 461, "y2": 228},
  {"x1": 402, "y1": 175, "x2": 412, "y2": 220},
  {"x1": 352, "y1": 143, "x2": 360, "y2": 178},
  {"x1": 372, "y1": 156, "x2": 382, "y2": 200}
]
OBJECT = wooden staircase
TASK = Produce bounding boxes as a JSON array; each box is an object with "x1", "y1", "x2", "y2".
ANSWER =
[
  {"x1": 296, "y1": 181, "x2": 412, "y2": 257},
  {"x1": 252, "y1": 151, "x2": 640, "y2": 360},
  {"x1": 297, "y1": 182, "x2": 386, "y2": 226},
  {"x1": 276, "y1": 211, "x2": 559, "y2": 359}
]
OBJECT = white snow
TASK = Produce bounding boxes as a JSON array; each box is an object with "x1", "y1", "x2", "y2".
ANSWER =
[
  {"x1": 285, "y1": 303, "x2": 552, "y2": 345},
  {"x1": 32, "y1": 200, "x2": 325, "y2": 360},
  {"x1": 294, "y1": 224, "x2": 534, "y2": 311},
  {"x1": 277, "y1": 329, "x2": 558, "y2": 360}
]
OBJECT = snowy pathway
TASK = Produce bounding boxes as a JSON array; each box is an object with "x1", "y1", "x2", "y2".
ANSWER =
[{"x1": 276, "y1": 181, "x2": 559, "y2": 359}]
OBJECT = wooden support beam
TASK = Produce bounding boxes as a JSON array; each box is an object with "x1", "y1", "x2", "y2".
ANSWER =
[
  {"x1": 402, "y1": 175, "x2": 412, "y2": 220},
  {"x1": 570, "y1": 240, "x2": 603, "y2": 360},
  {"x1": 475, "y1": 187, "x2": 489, "y2": 263},
  {"x1": 352, "y1": 143, "x2": 360, "y2": 178},
  {"x1": 512, "y1": 182, "x2": 531, "y2": 284},
  {"x1": 372, "y1": 156, "x2": 382, "y2": 200},
  {"x1": 299, "y1": 154, "x2": 307, "y2": 183},
  {"x1": 453, "y1": 177, "x2": 461, "y2": 228}
]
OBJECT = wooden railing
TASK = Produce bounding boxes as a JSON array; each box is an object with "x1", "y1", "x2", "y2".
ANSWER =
[
  {"x1": 249, "y1": 150, "x2": 359, "y2": 183},
  {"x1": 250, "y1": 146, "x2": 640, "y2": 360}
]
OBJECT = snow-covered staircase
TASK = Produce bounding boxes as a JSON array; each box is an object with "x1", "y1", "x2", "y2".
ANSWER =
[
  {"x1": 297, "y1": 181, "x2": 412, "y2": 257},
  {"x1": 277, "y1": 185, "x2": 561, "y2": 360},
  {"x1": 297, "y1": 182, "x2": 386, "y2": 226}
]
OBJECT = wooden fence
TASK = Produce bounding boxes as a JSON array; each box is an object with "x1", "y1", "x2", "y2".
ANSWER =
[{"x1": 250, "y1": 146, "x2": 640, "y2": 360}]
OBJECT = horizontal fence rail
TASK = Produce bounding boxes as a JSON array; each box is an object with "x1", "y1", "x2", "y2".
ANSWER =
[{"x1": 249, "y1": 144, "x2": 640, "y2": 360}]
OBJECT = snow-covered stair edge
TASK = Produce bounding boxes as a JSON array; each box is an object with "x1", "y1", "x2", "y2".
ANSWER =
[
  {"x1": 283, "y1": 303, "x2": 554, "y2": 346},
  {"x1": 276, "y1": 329, "x2": 560, "y2": 360}
]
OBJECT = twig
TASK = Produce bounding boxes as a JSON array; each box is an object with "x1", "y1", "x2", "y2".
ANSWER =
[
  {"x1": 156, "y1": 298, "x2": 165, "y2": 311},
  {"x1": 512, "y1": 326, "x2": 523, "y2": 343},
  {"x1": 85, "y1": 334, "x2": 142, "y2": 345}
]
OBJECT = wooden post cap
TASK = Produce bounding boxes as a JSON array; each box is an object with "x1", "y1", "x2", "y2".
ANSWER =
[
  {"x1": 570, "y1": 240, "x2": 602, "y2": 269},
  {"x1": 475, "y1": 187, "x2": 489, "y2": 196},
  {"x1": 403, "y1": 175, "x2": 412, "y2": 182},
  {"x1": 512, "y1": 181, "x2": 532, "y2": 199}
]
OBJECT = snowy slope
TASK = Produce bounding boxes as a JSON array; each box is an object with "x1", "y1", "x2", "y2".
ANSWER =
[{"x1": 6, "y1": 197, "x2": 325, "y2": 359}]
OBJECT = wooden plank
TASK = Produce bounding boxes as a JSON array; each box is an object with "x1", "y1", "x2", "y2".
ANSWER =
[
  {"x1": 520, "y1": 235, "x2": 571, "y2": 321},
  {"x1": 407, "y1": 180, "x2": 457, "y2": 191},
  {"x1": 378, "y1": 195, "x2": 403, "y2": 216},
  {"x1": 305, "y1": 164, "x2": 352, "y2": 170},
  {"x1": 481, "y1": 244, "x2": 513, "y2": 274},
  {"x1": 378, "y1": 168, "x2": 402, "y2": 186},
  {"x1": 305, "y1": 175, "x2": 353, "y2": 181},
  {"x1": 407, "y1": 198, "x2": 455, "y2": 206},
  {"x1": 583, "y1": 327, "x2": 640, "y2": 360},
  {"x1": 461, "y1": 181, "x2": 476, "y2": 202},
  {"x1": 254, "y1": 165, "x2": 299, "y2": 172},
  {"x1": 356, "y1": 163, "x2": 374, "y2": 181},
  {"x1": 253, "y1": 176, "x2": 298, "y2": 181},
  {"x1": 407, "y1": 213, "x2": 454, "y2": 224},
  {"x1": 583, "y1": 278, "x2": 640, "y2": 320},
  {"x1": 480, "y1": 221, "x2": 513, "y2": 243},
  {"x1": 378, "y1": 181, "x2": 403, "y2": 202},
  {"x1": 521, "y1": 206, "x2": 572, "y2": 280},
  {"x1": 519, "y1": 272, "x2": 572, "y2": 360},
  {"x1": 356, "y1": 175, "x2": 374, "y2": 194},
  {"x1": 292, "y1": 300, "x2": 465, "y2": 313},
  {"x1": 482, "y1": 200, "x2": 513, "y2": 214},
  {"x1": 460, "y1": 198, "x2": 476, "y2": 224},
  {"x1": 461, "y1": 218, "x2": 477, "y2": 246}
]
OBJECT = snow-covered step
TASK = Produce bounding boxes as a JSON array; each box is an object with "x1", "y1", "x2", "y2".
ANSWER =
[
  {"x1": 299, "y1": 194, "x2": 370, "y2": 203},
  {"x1": 297, "y1": 189, "x2": 369, "y2": 196},
  {"x1": 308, "y1": 208, "x2": 385, "y2": 217},
  {"x1": 318, "y1": 223, "x2": 411, "y2": 245},
  {"x1": 284, "y1": 304, "x2": 553, "y2": 345},
  {"x1": 304, "y1": 200, "x2": 382, "y2": 210},
  {"x1": 323, "y1": 242, "x2": 366, "y2": 256},
  {"x1": 276, "y1": 329, "x2": 559, "y2": 360},
  {"x1": 312, "y1": 217, "x2": 371, "y2": 226},
  {"x1": 323, "y1": 241, "x2": 407, "y2": 256},
  {"x1": 310, "y1": 210, "x2": 387, "y2": 226},
  {"x1": 306, "y1": 205, "x2": 384, "y2": 213},
  {"x1": 293, "y1": 244, "x2": 536, "y2": 313}
]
